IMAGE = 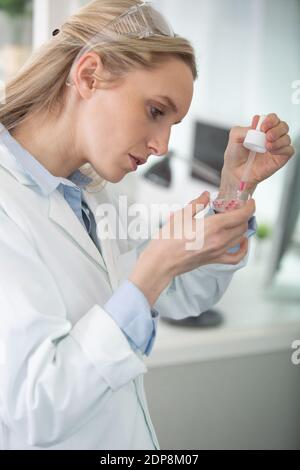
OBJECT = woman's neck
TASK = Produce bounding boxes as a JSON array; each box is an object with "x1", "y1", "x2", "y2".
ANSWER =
[{"x1": 10, "y1": 111, "x2": 86, "y2": 178}]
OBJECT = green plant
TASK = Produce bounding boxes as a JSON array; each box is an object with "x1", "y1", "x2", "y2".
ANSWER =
[{"x1": 0, "y1": 0, "x2": 32, "y2": 17}]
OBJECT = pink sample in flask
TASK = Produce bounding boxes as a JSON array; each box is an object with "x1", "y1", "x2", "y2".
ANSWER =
[{"x1": 211, "y1": 191, "x2": 245, "y2": 213}]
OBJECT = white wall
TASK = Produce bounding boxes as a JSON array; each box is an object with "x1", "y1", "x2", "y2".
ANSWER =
[{"x1": 33, "y1": 0, "x2": 79, "y2": 48}]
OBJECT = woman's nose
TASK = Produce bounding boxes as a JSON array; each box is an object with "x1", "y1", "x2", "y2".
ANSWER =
[{"x1": 147, "y1": 128, "x2": 171, "y2": 156}]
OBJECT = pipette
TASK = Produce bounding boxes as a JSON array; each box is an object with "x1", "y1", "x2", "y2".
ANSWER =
[{"x1": 239, "y1": 115, "x2": 267, "y2": 194}]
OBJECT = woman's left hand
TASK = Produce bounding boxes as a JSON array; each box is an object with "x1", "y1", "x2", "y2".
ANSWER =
[{"x1": 220, "y1": 113, "x2": 295, "y2": 194}]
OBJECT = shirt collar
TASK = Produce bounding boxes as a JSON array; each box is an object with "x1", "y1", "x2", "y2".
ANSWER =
[{"x1": 0, "y1": 123, "x2": 92, "y2": 196}]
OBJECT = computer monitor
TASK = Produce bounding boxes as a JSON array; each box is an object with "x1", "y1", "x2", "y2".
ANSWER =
[
  {"x1": 265, "y1": 134, "x2": 300, "y2": 285},
  {"x1": 190, "y1": 121, "x2": 230, "y2": 186}
]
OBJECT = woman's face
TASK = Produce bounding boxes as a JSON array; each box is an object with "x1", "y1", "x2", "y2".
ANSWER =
[{"x1": 73, "y1": 55, "x2": 194, "y2": 183}]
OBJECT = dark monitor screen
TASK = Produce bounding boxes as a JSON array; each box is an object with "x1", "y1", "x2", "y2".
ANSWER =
[{"x1": 191, "y1": 121, "x2": 230, "y2": 186}]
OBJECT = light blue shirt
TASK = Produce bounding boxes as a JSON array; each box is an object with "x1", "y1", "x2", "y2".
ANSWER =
[{"x1": 0, "y1": 125, "x2": 158, "y2": 356}]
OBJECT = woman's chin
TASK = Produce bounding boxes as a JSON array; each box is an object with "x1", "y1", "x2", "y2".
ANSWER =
[
  {"x1": 91, "y1": 164, "x2": 126, "y2": 184},
  {"x1": 105, "y1": 170, "x2": 128, "y2": 184}
]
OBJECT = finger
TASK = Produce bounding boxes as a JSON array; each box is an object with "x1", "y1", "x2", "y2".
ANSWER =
[
  {"x1": 225, "y1": 225, "x2": 249, "y2": 247},
  {"x1": 266, "y1": 134, "x2": 291, "y2": 151},
  {"x1": 170, "y1": 191, "x2": 209, "y2": 221},
  {"x1": 218, "y1": 220, "x2": 249, "y2": 246},
  {"x1": 265, "y1": 121, "x2": 289, "y2": 142},
  {"x1": 260, "y1": 113, "x2": 281, "y2": 133},
  {"x1": 251, "y1": 115, "x2": 260, "y2": 129},
  {"x1": 217, "y1": 238, "x2": 249, "y2": 265},
  {"x1": 185, "y1": 191, "x2": 210, "y2": 218},
  {"x1": 227, "y1": 235, "x2": 247, "y2": 250},
  {"x1": 218, "y1": 199, "x2": 256, "y2": 229},
  {"x1": 268, "y1": 145, "x2": 295, "y2": 159},
  {"x1": 229, "y1": 126, "x2": 249, "y2": 144}
]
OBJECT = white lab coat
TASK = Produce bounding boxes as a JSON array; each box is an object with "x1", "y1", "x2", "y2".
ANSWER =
[{"x1": 0, "y1": 141, "x2": 249, "y2": 450}]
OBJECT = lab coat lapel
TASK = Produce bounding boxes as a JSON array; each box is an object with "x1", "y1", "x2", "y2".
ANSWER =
[
  {"x1": 48, "y1": 190, "x2": 108, "y2": 273},
  {"x1": 84, "y1": 191, "x2": 121, "y2": 292}
]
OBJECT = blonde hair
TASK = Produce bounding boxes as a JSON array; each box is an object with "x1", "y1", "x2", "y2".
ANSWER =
[{"x1": 0, "y1": 0, "x2": 198, "y2": 191}]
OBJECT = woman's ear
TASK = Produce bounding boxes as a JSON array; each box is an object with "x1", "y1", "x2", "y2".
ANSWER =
[{"x1": 73, "y1": 52, "x2": 104, "y2": 98}]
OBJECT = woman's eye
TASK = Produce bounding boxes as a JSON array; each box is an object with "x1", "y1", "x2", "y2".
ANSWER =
[{"x1": 150, "y1": 106, "x2": 165, "y2": 120}]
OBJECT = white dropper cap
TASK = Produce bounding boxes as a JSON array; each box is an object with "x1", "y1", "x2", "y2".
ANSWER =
[{"x1": 243, "y1": 115, "x2": 267, "y2": 153}]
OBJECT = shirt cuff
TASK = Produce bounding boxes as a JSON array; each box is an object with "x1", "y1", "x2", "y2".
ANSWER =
[{"x1": 104, "y1": 280, "x2": 159, "y2": 357}]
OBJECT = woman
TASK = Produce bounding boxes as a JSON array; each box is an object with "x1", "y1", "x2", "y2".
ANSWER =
[{"x1": 0, "y1": 0, "x2": 294, "y2": 450}]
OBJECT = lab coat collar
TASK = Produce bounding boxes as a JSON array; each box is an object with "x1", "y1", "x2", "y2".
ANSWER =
[
  {"x1": 49, "y1": 189, "x2": 122, "y2": 291},
  {"x1": 0, "y1": 138, "x2": 36, "y2": 187},
  {"x1": 83, "y1": 191, "x2": 122, "y2": 292},
  {"x1": 48, "y1": 190, "x2": 109, "y2": 274},
  {"x1": 0, "y1": 132, "x2": 110, "y2": 276}
]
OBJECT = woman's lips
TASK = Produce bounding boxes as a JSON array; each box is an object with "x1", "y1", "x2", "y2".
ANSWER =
[
  {"x1": 129, "y1": 154, "x2": 138, "y2": 171},
  {"x1": 129, "y1": 154, "x2": 147, "y2": 170}
]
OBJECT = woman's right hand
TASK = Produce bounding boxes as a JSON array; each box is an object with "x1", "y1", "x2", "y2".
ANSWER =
[{"x1": 129, "y1": 192, "x2": 255, "y2": 306}]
